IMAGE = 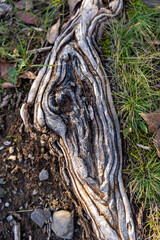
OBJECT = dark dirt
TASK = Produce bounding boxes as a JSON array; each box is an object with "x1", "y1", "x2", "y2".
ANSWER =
[{"x1": 0, "y1": 87, "x2": 83, "y2": 240}]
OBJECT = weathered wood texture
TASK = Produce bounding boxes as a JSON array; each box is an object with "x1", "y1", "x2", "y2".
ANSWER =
[{"x1": 21, "y1": 0, "x2": 135, "y2": 239}]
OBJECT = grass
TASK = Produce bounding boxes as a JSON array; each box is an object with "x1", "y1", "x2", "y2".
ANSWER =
[
  {"x1": 0, "y1": 0, "x2": 67, "y2": 86},
  {"x1": 102, "y1": 0, "x2": 160, "y2": 239}
]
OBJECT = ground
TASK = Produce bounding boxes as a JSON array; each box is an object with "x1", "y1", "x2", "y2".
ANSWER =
[
  {"x1": 0, "y1": 0, "x2": 160, "y2": 239},
  {"x1": 0, "y1": 91, "x2": 83, "y2": 239}
]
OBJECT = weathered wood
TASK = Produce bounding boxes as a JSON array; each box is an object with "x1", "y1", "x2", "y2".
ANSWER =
[{"x1": 21, "y1": 0, "x2": 136, "y2": 239}]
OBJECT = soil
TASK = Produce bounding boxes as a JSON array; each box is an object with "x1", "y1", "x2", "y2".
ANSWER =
[{"x1": 0, "y1": 83, "x2": 83, "y2": 240}]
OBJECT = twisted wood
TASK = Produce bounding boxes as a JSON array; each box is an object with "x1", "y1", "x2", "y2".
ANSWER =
[{"x1": 21, "y1": 0, "x2": 135, "y2": 239}]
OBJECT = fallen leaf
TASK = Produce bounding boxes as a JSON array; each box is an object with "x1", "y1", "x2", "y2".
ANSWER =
[
  {"x1": 67, "y1": 0, "x2": 81, "y2": 14},
  {"x1": 12, "y1": 0, "x2": 33, "y2": 11},
  {"x1": 47, "y1": 18, "x2": 61, "y2": 44},
  {"x1": 18, "y1": 71, "x2": 36, "y2": 79},
  {"x1": 140, "y1": 108, "x2": 160, "y2": 156},
  {"x1": 140, "y1": 110, "x2": 160, "y2": 133},
  {"x1": 1, "y1": 82, "x2": 15, "y2": 88},
  {"x1": 0, "y1": 58, "x2": 16, "y2": 81},
  {"x1": 0, "y1": 3, "x2": 12, "y2": 16},
  {"x1": 153, "y1": 128, "x2": 160, "y2": 157},
  {"x1": 17, "y1": 11, "x2": 40, "y2": 25}
]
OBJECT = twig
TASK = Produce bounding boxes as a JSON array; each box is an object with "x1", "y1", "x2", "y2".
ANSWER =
[
  {"x1": 13, "y1": 222, "x2": 21, "y2": 240},
  {"x1": 47, "y1": 223, "x2": 51, "y2": 240},
  {"x1": 16, "y1": 209, "x2": 33, "y2": 213},
  {"x1": 136, "y1": 144, "x2": 151, "y2": 150},
  {"x1": 26, "y1": 46, "x2": 52, "y2": 55}
]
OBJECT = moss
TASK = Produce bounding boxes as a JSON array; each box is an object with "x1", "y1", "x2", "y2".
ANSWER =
[{"x1": 101, "y1": 35, "x2": 112, "y2": 57}]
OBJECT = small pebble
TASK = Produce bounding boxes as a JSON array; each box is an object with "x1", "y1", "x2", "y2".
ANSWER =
[
  {"x1": 0, "y1": 178, "x2": 4, "y2": 184},
  {"x1": 5, "y1": 202, "x2": 9, "y2": 207},
  {"x1": 9, "y1": 147, "x2": 14, "y2": 154},
  {"x1": 4, "y1": 141, "x2": 11, "y2": 146},
  {"x1": 0, "y1": 146, "x2": 4, "y2": 151},
  {"x1": 19, "y1": 158, "x2": 23, "y2": 163},
  {"x1": 8, "y1": 155, "x2": 16, "y2": 161},
  {"x1": 6, "y1": 215, "x2": 13, "y2": 222},
  {"x1": 32, "y1": 189, "x2": 38, "y2": 195},
  {"x1": 31, "y1": 208, "x2": 45, "y2": 228},
  {"x1": 43, "y1": 153, "x2": 50, "y2": 160},
  {"x1": 39, "y1": 169, "x2": 49, "y2": 181},
  {"x1": 12, "y1": 190, "x2": 17, "y2": 195},
  {"x1": 28, "y1": 154, "x2": 34, "y2": 160}
]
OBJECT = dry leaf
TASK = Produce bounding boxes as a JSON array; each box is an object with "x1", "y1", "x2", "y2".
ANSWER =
[
  {"x1": 67, "y1": 0, "x2": 81, "y2": 14},
  {"x1": 17, "y1": 11, "x2": 40, "y2": 25},
  {"x1": 18, "y1": 71, "x2": 36, "y2": 79},
  {"x1": 12, "y1": 0, "x2": 33, "y2": 11},
  {"x1": 141, "y1": 108, "x2": 160, "y2": 156},
  {"x1": 140, "y1": 110, "x2": 160, "y2": 133},
  {"x1": 0, "y1": 3, "x2": 12, "y2": 16},
  {"x1": 153, "y1": 128, "x2": 160, "y2": 157},
  {"x1": 1, "y1": 82, "x2": 15, "y2": 88},
  {"x1": 47, "y1": 18, "x2": 60, "y2": 44},
  {"x1": 0, "y1": 58, "x2": 16, "y2": 80}
]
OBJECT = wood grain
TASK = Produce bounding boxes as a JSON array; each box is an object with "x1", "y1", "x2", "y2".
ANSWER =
[{"x1": 21, "y1": 1, "x2": 136, "y2": 239}]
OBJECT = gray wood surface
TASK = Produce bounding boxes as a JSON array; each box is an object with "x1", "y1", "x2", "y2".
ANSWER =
[{"x1": 21, "y1": 0, "x2": 136, "y2": 239}]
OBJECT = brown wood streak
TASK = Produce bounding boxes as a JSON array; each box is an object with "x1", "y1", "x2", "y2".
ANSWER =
[{"x1": 20, "y1": 0, "x2": 136, "y2": 239}]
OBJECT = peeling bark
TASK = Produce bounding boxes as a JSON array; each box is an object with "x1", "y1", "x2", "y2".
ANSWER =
[{"x1": 21, "y1": 0, "x2": 136, "y2": 239}]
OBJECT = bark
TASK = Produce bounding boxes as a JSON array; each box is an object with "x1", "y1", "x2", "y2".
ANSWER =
[{"x1": 21, "y1": 0, "x2": 136, "y2": 239}]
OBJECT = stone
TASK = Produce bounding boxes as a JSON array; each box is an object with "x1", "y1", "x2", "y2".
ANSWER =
[
  {"x1": 9, "y1": 146, "x2": 14, "y2": 154},
  {"x1": 0, "y1": 187, "x2": 4, "y2": 198},
  {"x1": 8, "y1": 155, "x2": 16, "y2": 161},
  {"x1": 39, "y1": 169, "x2": 49, "y2": 181},
  {"x1": 6, "y1": 215, "x2": 13, "y2": 222},
  {"x1": 0, "y1": 146, "x2": 4, "y2": 151},
  {"x1": 0, "y1": 178, "x2": 5, "y2": 184},
  {"x1": 31, "y1": 208, "x2": 45, "y2": 228},
  {"x1": 3, "y1": 141, "x2": 11, "y2": 146},
  {"x1": 28, "y1": 154, "x2": 34, "y2": 159},
  {"x1": 141, "y1": 0, "x2": 160, "y2": 8},
  {"x1": 12, "y1": 190, "x2": 17, "y2": 195},
  {"x1": 32, "y1": 189, "x2": 38, "y2": 195},
  {"x1": 5, "y1": 202, "x2": 9, "y2": 207},
  {"x1": 51, "y1": 210, "x2": 74, "y2": 239},
  {"x1": 19, "y1": 158, "x2": 23, "y2": 163}
]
